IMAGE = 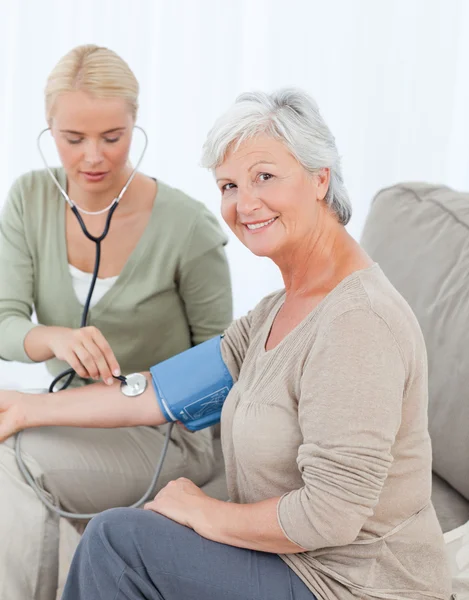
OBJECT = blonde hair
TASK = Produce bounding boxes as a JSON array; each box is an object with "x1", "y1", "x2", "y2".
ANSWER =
[{"x1": 45, "y1": 44, "x2": 139, "y2": 124}]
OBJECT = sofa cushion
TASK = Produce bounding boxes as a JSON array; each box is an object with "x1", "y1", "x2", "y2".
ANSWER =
[
  {"x1": 361, "y1": 182, "x2": 469, "y2": 501},
  {"x1": 432, "y1": 472, "x2": 469, "y2": 533}
]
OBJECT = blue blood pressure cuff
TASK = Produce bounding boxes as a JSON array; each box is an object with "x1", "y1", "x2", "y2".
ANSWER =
[{"x1": 149, "y1": 335, "x2": 233, "y2": 432}]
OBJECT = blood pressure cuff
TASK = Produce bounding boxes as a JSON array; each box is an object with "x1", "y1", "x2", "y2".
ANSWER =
[{"x1": 149, "y1": 335, "x2": 233, "y2": 431}]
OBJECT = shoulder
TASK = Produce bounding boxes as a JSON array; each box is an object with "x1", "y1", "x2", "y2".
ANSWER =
[
  {"x1": 255, "y1": 289, "x2": 285, "y2": 312},
  {"x1": 10, "y1": 168, "x2": 63, "y2": 195},
  {"x1": 156, "y1": 180, "x2": 214, "y2": 224},
  {"x1": 225, "y1": 289, "x2": 284, "y2": 338},
  {"x1": 155, "y1": 180, "x2": 227, "y2": 252},
  {"x1": 249, "y1": 289, "x2": 285, "y2": 330},
  {"x1": 0, "y1": 169, "x2": 64, "y2": 249},
  {"x1": 317, "y1": 264, "x2": 425, "y2": 369},
  {"x1": 6, "y1": 168, "x2": 63, "y2": 213}
]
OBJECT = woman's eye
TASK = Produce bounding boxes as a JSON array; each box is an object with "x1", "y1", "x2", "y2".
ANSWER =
[
  {"x1": 67, "y1": 139, "x2": 82, "y2": 145},
  {"x1": 258, "y1": 173, "x2": 273, "y2": 182},
  {"x1": 221, "y1": 183, "x2": 236, "y2": 193},
  {"x1": 104, "y1": 137, "x2": 120, "y2": 144}
]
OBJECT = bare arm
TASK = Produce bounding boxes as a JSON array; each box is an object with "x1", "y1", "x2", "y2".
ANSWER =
[
  {"x1": 23, "y1": 325, "x2": 58, "y2": 362},
  {"x1": 196, "y1": 496, "x2": 305, "y2": 554},
  {"x1": 0, "y1": 372, "x2": 167, "y2": 441},
  {"x1": 145, "y1": 479, "x2": 305, "y2": 554}
]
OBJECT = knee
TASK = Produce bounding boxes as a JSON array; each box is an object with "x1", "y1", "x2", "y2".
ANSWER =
[
  {"x1": 84, "y1": 507, "x2": 135, "y2": 542},
  {"x1": 77, "y1": 508, "x2": 135, "y2": 566},
  {"x1": 82, "y1": 508, "x2": 168, "y2": 553},
  {"x1": 83, "y1": 508, "x2": 187, "y2": 560}
]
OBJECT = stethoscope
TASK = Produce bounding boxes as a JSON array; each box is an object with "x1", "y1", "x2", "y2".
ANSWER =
[
  {"x1": 14, "y1": 125, "x2": 174, "y2": 520},
  {"x1": 37, "y1": 125, "x2": 149, "y2": 392}
]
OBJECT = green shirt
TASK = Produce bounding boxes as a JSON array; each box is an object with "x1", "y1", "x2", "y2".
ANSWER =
[{"x1": 0, "y1": 168, "x2": 233, "y2": 384}]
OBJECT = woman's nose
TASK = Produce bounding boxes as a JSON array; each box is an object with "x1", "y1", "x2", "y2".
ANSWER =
[
  {"x1": 83, "y1": 141, "x2": 104, "y2": 166},
  {"x1": 236, "y1": 187, "x2": 262, "y2": 214}
]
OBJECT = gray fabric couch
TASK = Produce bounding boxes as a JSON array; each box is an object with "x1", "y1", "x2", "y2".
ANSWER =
[{"x1": 361, "y1": 182, "x2": 469, "y2": 534}]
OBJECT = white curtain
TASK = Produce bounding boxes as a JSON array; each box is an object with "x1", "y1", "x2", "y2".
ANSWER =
[{"x1": 1, "y1": 0, "x2": 469, "y2": 387}]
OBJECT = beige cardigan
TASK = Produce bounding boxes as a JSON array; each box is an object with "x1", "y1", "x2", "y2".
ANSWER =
[{"x1": 221, "y1": 264, "x2": 451, "y2": 600}]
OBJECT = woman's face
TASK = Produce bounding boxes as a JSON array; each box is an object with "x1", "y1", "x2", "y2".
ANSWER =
[
  {"x1": 50, "y1": 90, "x2": 134, "y2": 194},
  {"x1": 215, "y1": 135, "x2": 330, "y2": 260}
]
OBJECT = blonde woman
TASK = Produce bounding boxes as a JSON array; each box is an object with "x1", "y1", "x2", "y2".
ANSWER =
[{"x1": 0, "y1": 45, "x2": 232, "y2": 600}]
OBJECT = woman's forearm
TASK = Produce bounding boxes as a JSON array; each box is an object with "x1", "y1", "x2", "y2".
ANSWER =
[
  {"x1": 24, "y1": 325, "x2": 57, "y2": 361},
  {"x1": 195, "y1": 496, "x2": 305, "y2": 554},
  {"x1": 22, "y1": 372, "x2": 167, "y2": 430}
]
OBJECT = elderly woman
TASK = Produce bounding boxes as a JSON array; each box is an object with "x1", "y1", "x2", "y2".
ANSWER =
[{"x1": 0, "y1": 89, "x2": 452, "y2": 600}]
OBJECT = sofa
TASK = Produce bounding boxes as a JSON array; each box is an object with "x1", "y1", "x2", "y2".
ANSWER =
[{"x1": 361, "y1": 181, "x2": 469, "y2": 536}]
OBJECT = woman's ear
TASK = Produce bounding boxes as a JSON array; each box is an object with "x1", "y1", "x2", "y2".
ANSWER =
[{"x1": 315, "y1": 168, "x2": 331, "y2": 201}]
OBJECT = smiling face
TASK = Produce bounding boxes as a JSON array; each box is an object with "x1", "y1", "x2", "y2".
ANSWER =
[
  {"x1": 215, "y1": 135, "x2": 330, "y2": 261},
  {"x1": 50, "y1": 89, "x2": 134, "y2": 195}
]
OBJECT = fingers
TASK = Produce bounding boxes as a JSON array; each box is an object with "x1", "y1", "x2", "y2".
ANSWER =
[
  {"x1": 66, "y1": 327, "x2": 121, "y2": 384},
  {"x1": 73, "y1": 344, "x2": 100, "y2": 380},
  {"x1": 63, "y1": 349, "x2": 91, "y2": 380},
  {"x1": 78, "y1": 338, "x2": 111, "y2": 384},
  {"x1": 0, "y1": 392, "x2": 25, "y2": 441},
  {"x1": 89, "y1": 328, "x2": 121, "y2": 379}
]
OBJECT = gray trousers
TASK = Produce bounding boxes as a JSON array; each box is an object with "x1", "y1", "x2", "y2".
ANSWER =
[{"x1": 62, "y1": 507, "x2": 317, "y2": 600}]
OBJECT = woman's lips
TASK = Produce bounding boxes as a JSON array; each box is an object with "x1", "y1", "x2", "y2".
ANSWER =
[
  {"x1": 81, "y1": 171, "x2": 108, "y2": 182},
  {"x1": 243, "y1": 217, "x2": 278, "y2": 232}
]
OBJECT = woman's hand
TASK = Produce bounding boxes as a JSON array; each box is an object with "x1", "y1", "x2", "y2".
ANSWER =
[
  {"x1": 143, "y1": 479, "x2": 303, "y2": 554},
  {"x1": 46, "y1": 326, "x2": 120, "y2": 385},
  {"x1": 24, "y1": 326, "x2": 120, "y2": 384},
  {"x1": 0, "y1": 390, "x2": 28, "y2": 442},
  {"x1": 144, "y1": 478, "x2": 210, "y2": 530}
]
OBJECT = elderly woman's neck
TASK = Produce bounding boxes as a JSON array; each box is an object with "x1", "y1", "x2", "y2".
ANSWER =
[{"x1": 277, "y1": 222, "x2": 371, "y2": 298}]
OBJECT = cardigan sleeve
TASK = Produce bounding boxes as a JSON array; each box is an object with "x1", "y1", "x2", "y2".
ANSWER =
[
  {"x1": 0, "y1": 177, "x2": 37, "y2": 362},
  {"x1": 178, "y1": 206, "x2": 233, "y2": 346},
  {"x1": 277, "y1": 308, "x2": 406, "y2": 550}
]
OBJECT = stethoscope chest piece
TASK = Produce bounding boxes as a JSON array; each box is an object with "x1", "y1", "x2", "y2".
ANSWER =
[{"x1": 120, "y1": 373, "x2": 148, "y2": 397}]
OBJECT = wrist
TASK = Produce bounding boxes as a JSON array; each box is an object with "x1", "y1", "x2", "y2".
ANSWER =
[
  {"x1": 24, "y1": 325, "x2": 65, "y2": 362},
  {"x1": 21, "y1": 391, "x2": 55, "y2": 429},
  {"x1": 191, "y1": 496, "x2": 225, "y2": 540},
  {"x1": 43, "y1": 326, "x2": 66, "y2": 351}
]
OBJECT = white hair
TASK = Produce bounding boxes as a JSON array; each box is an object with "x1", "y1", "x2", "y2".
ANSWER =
[{"x1": 201, "y1": 88, "x2": 352, "y2": 225}]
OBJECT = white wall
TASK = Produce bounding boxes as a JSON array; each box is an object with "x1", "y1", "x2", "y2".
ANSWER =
[{"x1": 1, "y1": 0, "x2": 469, "y2": 388}]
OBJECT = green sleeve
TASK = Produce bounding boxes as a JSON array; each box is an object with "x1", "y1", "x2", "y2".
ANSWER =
[
  {"x1": 0, "y1": 179, "x2": 38, "y2": 362},
  {"x1": 178, "y1": 207, "x2": 233, "y2": 346}
]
